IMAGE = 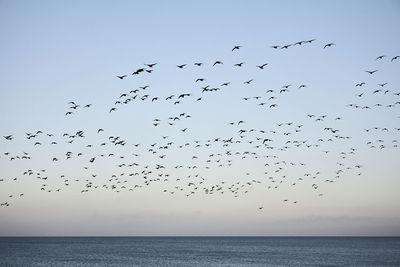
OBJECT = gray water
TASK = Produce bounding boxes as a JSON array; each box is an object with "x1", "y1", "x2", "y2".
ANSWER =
[{"x1": 0, "y1": 237, "x2": 399, "y2": 266}]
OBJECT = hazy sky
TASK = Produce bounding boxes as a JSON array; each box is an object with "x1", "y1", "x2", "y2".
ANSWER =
[{"x1": 0, "y1": 0, "x2": 399, "y2": 236}]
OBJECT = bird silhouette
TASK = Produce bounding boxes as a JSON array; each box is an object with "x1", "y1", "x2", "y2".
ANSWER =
[
  {"x1": 365, "y1": 70, "x2": 378, "y2": 75},
  {"x1": 256, "y1": 63, "x2": 268, "y2": 69},
  {"x1": 232, "y1": 45, "x2": 241, "y2": 51},
  {"x1": 323, "y1": 43, "x2": 335, "y2": 48}
]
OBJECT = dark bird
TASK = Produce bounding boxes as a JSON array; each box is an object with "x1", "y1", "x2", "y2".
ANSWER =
[
  {"x1": 145, "y1": 63, "x2": 157, "y2": 68},
  {"x1": 3, "y1": 135, "x2": 13, "y2": 140},
  {"x1": 365, "y1": 70, "x2": 378, "y2": 75},
  {"x1": 117, "y1": 75, "x2": 127, "y2": 80},
  {"x1": 232, "y1": 45, "x2": 241, "y2": 51},
  {"x1": 132, "y1": 68, "x2": 145, "y2": 75},
  {"x1": 256, "y1": 63, "x2": 268, "y2": 69},
  {"x1": 375, "y1": 55, "x2": 386, "y2": 60},
  {"x1": 324, "y1": 43, "x2": 335, "y2": 48},
  {"x1": 178, "y1": 94, "x2": 191, "y2": 99},
  {"x1": 177, "y1": 64, "x2": 186, "y2": 69},
  {"x1": 294, "y1": 41, "x2": 305, "y2": 46},
  {"x1": 213, "y1": 61, "x2": 223, "y2": 66}
]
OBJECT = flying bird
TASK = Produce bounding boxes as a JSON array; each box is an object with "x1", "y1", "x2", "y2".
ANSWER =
[
  {"x1": 256, "y1": 63, "x2": 268, "y2": 69},
  {"x1": 213, "y1": 61, "x2": 223, "y2": 66},
  {"x1": 232, "y1": 45, "x2": 241, "y2": 51},
  {"x1": 324, "y1": 43, "x2": 335, "y2": 48},
  {"x1": 365, "y1": 70, "x2": 378, "y2": 75}
]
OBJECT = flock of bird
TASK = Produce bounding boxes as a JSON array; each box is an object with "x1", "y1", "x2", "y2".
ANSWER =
[{"x1": 1, "y1": 39, "x2": 399, "y2": 212}]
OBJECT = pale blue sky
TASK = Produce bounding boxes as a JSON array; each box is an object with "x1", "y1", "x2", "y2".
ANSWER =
[{"x1": 0, "y1": 0, "x2": 399, "y2": 236}]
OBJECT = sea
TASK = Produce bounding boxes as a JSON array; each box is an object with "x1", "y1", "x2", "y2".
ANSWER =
[{"x1": 0, "y1": 237, "x2": 399, "y2": 266}]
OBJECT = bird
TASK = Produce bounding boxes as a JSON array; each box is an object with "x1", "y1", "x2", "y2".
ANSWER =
[
  {"x1": 324, "y1": 43, "x2": 335, "y2": 48},
  {"x1": 177, "y1": 64, "x2": 186, "y2": 68},
  {"x1": 145, "y1": 63, "x2": 157, "y2": 68},
  {"x1": 132, "y1": 68, "x2": 145, "y2": 75},
  {"x1": 213, "y1": 61, "x2": 223, "y2": 66},
  {"x1": 3, "y1": 135, "x2": 13, "y2": 140},
  {"x1": 232, "y1": 45, "x2": 241, "y2": 51},
  {"x1": 117, "y1": 75, "x2": 127, "y2": 79},
  {"x1": 256, "y1": 63, "x2": 268, "y2": 69},
  {"x1": 365, "y1": 70, "x2": 378, "y2": 75}
]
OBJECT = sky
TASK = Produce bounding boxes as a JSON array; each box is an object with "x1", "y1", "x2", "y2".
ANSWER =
[{"x1": 0, "y1": 0, "x2": 399, "y2": 236}]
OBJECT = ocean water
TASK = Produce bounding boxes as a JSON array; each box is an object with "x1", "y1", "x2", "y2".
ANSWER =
[{"x1": 0, "y1": 237, "x2": 399, "y2": 266}]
